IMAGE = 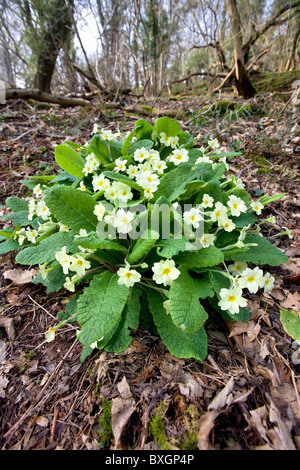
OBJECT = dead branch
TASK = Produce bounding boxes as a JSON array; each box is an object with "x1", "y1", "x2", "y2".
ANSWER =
[{"x1": 5, "y1": 88, "x2": 90, "y2": 107}]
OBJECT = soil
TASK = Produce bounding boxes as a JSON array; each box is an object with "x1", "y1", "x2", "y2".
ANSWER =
[{"x1": 0, "y1": 92, "x2": 299, "y2": 451}]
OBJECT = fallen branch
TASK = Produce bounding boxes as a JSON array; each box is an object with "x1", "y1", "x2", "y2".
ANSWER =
[{"x1": 5, "y1": 88, "x2": 89, "y2": 107}]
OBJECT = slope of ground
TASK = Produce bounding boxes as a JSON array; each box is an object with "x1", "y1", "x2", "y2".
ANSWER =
[{"x1": 0, "y1": 92, "x2": 299, "y2": 450}]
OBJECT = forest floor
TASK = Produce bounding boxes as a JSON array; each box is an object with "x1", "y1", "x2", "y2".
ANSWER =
[{"x1": 0, "y1": 90, "x2": 299, "y2": 451}]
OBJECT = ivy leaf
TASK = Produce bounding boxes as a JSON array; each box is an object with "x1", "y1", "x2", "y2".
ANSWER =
[
  {"x1": 147, "y1": 290, "x2": 207, "y2": 362},
  {"x1": 54, "y1": 144, "x2": 85, "y2": 178},
  {"x1": 230, "y1": 235, "x2": 288, "y2": 266},
  {"x1": 44, "y1": 185, "x2": 98, "y2": 233},
  {"x1": 174, "y1": 246, "x2": 224, "y2": 268},
  {"x1": 127, "y1": 230, "x2": 159, "y2": 264},
  {"x1": 77, "y1": 271, "x2": 129, "y2": 346},
  {"x1": 169, "y1": 266, "x2": 208, "y2": 333},
  {"x1": 15, "y1": 231, "x2": 78, "y2": 265}
]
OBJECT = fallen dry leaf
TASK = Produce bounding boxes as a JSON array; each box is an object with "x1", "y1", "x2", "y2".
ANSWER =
[
  {"x1": 197, "y1": 410, "x2": 219, "y2": 450},
  {"x1": 207, "y1": 376, "x2": 235, "y2": 411},
  {"x1": 3, "y1": 269, "x2": 36, "y2": 284},
  {"x1": 0, "y1": 317, "x2": 15, "y2": 340},
  {"x1": 111, "y1": 376, "x2": 136, "y2": 449},
  {"x1": 280, "y1": 291, "x2": 300, "y2": 313},
  {"x1": 34, "y1": 416, "x2": 49, "y2": 428}
]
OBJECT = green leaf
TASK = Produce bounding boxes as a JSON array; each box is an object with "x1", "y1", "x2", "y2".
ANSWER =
[
  {"x1": 147, "y1": 290, "x2": 207, "y2": 362},
  {"x1": 135, "y1": 119, "x2": 155, "y2": 140},
  {"x1": 174, "y1": 246, "x2": 224, "y2": 268},
  {"x1": 0, "y1": 238, "x2": 20, "y2": 255},
  {"x1": 54, "y1": 144, "x2": 85, "y2": 178},
  {"x1": 102, "y1": 171, "x2": 143, "y2": 192},
  {"x1": 231, "y1": 212, "x2": 257, "y2": 229},
  {"x1": 230, "y1": 235, "x2": 288, "y2": 266},
  {"x1": 75, "y1": 232, "x2": 127, "y2": 254},
  {"x1": 127, "y1": 229, "x2": 160, "y2": 264},
  {"x1": 152, "y1": 162, "x2": 215, "y2": 202},
  {"x1": 15, "y1": 232, "x2": 78, "y2": 265},
  {"x1": 1, "y1": 210, "x2": 30, "y2": 227},
  {"x1": 222, "y1": 188, "x2": 250, "y2": 205},
  {"x1": 77, "y1": 271, "x2": 129, "y2": 346},
  {"x1": 32, "y1": 266, "x2": 66, "y2": 292},
  {"x1": 280, "y1": 308, "x2": 300, "y2": 341},
  {"x1": 105, "y1": 287, "x2": 142, "y2": 353},
  {"x1": 157, "y1": 237, "x2": 194, "y2": 259},
  {"x1": 89, "y1": 135, "x2": 110, "y2": 164},
  {"x1": 5, "y1": 197, "x2": 29, "y2": 212},
  {"x1": 169, "y1": 266, "x2": 208, "y2": 333},
  {"x1": 155, "y1": 117, "x2": 181, "y2": 137},
  {"x1": 129, "y1": 139, "x2": 154, "y2": 155},
  {"x1": 122, "y1": 128, "x2": 138, "y2": 156},
  {"x1": 194, "y1": 179, "x2": 223, "y2": 205},
  {"x1": 44, "y1": 185, "x2": 98, "y2": 233}
]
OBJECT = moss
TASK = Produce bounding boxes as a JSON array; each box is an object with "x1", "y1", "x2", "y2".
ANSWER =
[
  {"x1": 148, "y1": 401, "x2": 170, "y2": 450},
  {"x1": 254, "y1": 70, "x2": 300, "y2": 93},
  {"x1": 179, "y1": 404, "x2": 200, "y2": 450},
  {"x1": 97, "y1": 399, "x2": 113, "y2": 447}
]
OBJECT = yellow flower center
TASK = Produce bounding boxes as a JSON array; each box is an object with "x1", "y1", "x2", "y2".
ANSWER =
[
  {"x1": 162, "y1": 268, "x2": 171, "y2": 276},
  {"x1": 176, "y1": 155, "x2": 182, "y2": 160},
  {"x1": 247, "y1": 276, "x2": 255, "y2": 283},
  {"x1": 228, "y1": 295, "x2": 236, "y2": 303},
  {"x1": 125, "y1": 272, "x2": 132, "y2": 278},
  {"x1": 215, "y1": 210, "x2": 220, "y2": 217},
  {"x1": 233, "y1": 203, "x2": 238, "y2": 209}
]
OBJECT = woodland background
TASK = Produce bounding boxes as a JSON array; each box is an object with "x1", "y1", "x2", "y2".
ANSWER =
[{"x1": 0, "y1": 0, "x2": 299, "y2": 101}]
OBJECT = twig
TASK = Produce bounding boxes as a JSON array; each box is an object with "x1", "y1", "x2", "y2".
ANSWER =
[{"x1": 3, "y1": 338, "x2": 78, "y2": 440}]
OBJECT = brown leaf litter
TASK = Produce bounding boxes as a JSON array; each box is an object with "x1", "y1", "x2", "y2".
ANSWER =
[{"x1": 0, "y1": 96, "x2": 299, "y2": 450}]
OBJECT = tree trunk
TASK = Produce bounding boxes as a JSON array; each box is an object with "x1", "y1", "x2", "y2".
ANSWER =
[
  {"x1": 33, "y1": 0, "x2": 73, "y2": 93},
  {"x1": 285, "y1": 24, "x2": 300, "y2": 71},
  {"x1": 5, "y1": 88, "x2": 89, "y2": 106},
  {"x1": 225, "y1": 0, "x2": 256, "y2": 99}
]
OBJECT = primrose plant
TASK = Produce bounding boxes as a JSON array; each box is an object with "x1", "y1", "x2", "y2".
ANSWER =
[{"x1": 0, "y1": 117, "x2": 288, "y2": 362}]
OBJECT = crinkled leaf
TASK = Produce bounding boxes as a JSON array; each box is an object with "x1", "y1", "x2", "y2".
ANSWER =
[
  {"x1": 77, "y1": 271, "x2": 129, "y2": 346},
  {"x1": 105, "y1": 287, "x2": 142, "y2": 353},
  {"x1": 174, "y1": 246, "x2": 224, "y2": 268},
  {"x1": 0, "y1": 239, "x2": 21, "y2": 255},
  {"x1": 169, "y1": 265, "x2": 208, "y2": 333},
  {"x1": 5, "y1": 197, "x2": 29, "y2": 212},
  {"x1": 127, "y1": 230, "x2": 159, "y2": 264},
  {"x1": 102, "y1": 171, "x2": 143, "y2": 192},
  {"x1": 32, "y1": 266, "x2": 66, "y2": 293},
  {"x1": 147, "y1": 290, "x2": 207, "y2": 362},
  {"x1": 230, "y1": 235, "x2": 288, "y2": 266},
  {"x1": 44, "y1": 185, "x2": 98, "y2": 233},
  {"x1": 16, "y1": 232, "x2": 78, "y2": 265},
  {"x1": 75, "y1": 232, "x2": 127, "y2": 254},
  {"x1": 152, "y1": 162, "x2": 217, "y2": 202},
  {"x1": 157, "y1": 237, "x2": 194, "y2": 259}
]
